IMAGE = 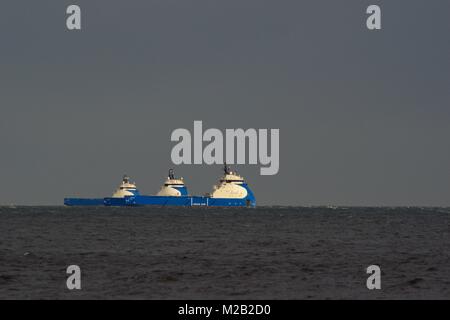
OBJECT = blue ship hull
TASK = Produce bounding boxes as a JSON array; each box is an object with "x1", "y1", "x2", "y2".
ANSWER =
[
  {"x1": 125, "y1": 195, "x2": 255, "y2": 207},
  {"x1": 64, "y1": 195, "x2": 255, "y2": 207},
  {"x1": 66, "y1": 193, "x2": 256, "y2": 208},
  {"x1": 65, "y1": 179, "x2": 256, "y2": 208}
]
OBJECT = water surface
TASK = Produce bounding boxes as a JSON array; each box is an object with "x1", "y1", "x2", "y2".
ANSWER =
[{"x1": 0, "y1": 206, "x2": 449, "y2": 299}]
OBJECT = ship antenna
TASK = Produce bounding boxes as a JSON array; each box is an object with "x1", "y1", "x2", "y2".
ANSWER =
[
  {"x1": 224, "y1": 163, "x2": 231, "y2": 174},
  {"x1": 169, "y1": 169, "x2": 175, "y2": 180}
]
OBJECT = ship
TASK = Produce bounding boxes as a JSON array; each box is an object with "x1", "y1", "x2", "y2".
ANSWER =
[
  {"x1": 63, "y1": 174, "x2": 139, "y2": 206},
  {"x1": 64, "y1": 164, "x2": 256, "y2": 207}
]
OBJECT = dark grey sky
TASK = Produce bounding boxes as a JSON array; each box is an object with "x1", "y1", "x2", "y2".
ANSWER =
[{"x1": 1, "y1": 0, "x2": 449, "y2": 206}]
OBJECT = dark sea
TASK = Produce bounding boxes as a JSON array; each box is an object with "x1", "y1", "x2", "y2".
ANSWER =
[{"x1": 0, "y1": 206, "x2": 449, "y2": 300}]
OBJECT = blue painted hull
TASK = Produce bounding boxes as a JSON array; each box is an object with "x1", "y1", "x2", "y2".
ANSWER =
[
  {"x1": 65, "y1": 195, "x2": 256, "y2": 207},
  {"x1": 65, "y1": 183, "x2": 256, "y2": 207},
  {"x1": 126, "y1": 195, "x2": 255, "y2": 207},
  {"x1": 104, "y1": 197, "x2": 130, "y2": 207}
]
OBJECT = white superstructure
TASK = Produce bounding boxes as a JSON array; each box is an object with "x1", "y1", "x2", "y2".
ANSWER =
[
  {"x1": 112, "y1": 175, "x2": 139, "y2": 198},
  {"x1": 156, "y1": 169, "x2": 187, "y2": 196},
  {"x1": 210, "y1": 164, "x2": 248, "y2": 199}
]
